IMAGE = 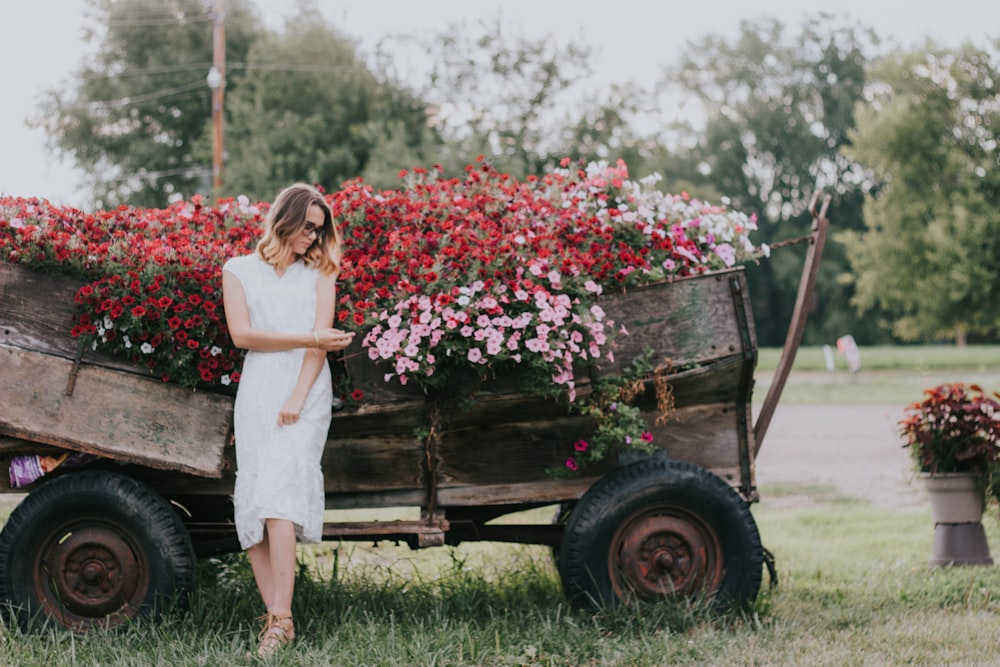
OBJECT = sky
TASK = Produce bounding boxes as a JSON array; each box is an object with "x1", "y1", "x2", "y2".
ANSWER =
[{"x1": 1, "y1": 0, "x2": 997, "y2": 209}]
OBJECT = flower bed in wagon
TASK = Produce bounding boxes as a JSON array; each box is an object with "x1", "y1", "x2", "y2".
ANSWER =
[{"x1": 0, "y1": 158, "x2": 767, "y2": 472}]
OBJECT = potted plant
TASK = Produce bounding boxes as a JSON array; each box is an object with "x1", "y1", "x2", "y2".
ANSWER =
[{"x1": 898, "y1": 382, "x2": 1000, "y2": 565}]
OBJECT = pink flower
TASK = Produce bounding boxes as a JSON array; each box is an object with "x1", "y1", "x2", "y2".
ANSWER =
[
  {"x1": 573, "y1": 439, "x2": 589, "y2": 452},
  {"x1": 565, "y1": 457, "x2": 578, "y2": 471},
  {"x1": 641, "y1": 431, "x2": 654, "y2": 443},
  {"x1": 468, "y1": 348, "x2": 482, "y2": 363}
]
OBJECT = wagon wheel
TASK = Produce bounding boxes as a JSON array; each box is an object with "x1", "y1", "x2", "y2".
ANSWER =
[
  {"x1": 0, "y1": 470, "x2": 196, "y2": 632},
  {"x1": 558, "y1": 459, "x2": 763, "y2": 613}
]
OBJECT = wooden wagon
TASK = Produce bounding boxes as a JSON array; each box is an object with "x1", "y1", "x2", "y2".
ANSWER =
[{"x1": 0, "y1": 199, "x2": 829, "y2": 632}]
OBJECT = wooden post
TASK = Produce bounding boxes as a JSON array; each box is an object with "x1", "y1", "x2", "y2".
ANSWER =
[{"x1": 211, "y1": 0, "x2": 226, "y2": 192}]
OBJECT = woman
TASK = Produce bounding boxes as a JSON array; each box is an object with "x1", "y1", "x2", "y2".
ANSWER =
[{"x1": 222, "y1": 183, "x2": 354, "y2": 657}]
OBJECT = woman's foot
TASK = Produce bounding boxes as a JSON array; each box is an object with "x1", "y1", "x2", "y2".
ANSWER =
[{"x1": 256, "y1": 612, "x2": 295, "y2": 658}]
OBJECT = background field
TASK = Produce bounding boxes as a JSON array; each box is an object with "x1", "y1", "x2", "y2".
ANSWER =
[
  {"x1": 2, "y1": 345, "x2": 1000, "y2": 665},
  {"x1": 757, "y1": 344, "x2": 1000, "y2": 404}
]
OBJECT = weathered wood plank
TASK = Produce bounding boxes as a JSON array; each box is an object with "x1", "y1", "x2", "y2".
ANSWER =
[
  {"x1": 0, "y1": 263, "x2": 81, "y2": 358},
  {"x1": 0, "y1": 435, "x2": 64, "y2": 456},
  {"x1": 328, "y1": 399, "x2": 427, "y2": 436},
  {"x1": 321, "y1": 434, "x2": 425, "y2": 493},
  {"x1": 596, "y1": 270, "x2": 754, "y2": 377},
  {"x1": 0, "y1": 263, "x2": 150, "y2": 378},
  {"x1": 437, "y1": 476, "x2": 601, "y2": 506},
  {"x1": 0, "y1": 344, "x2": 232, "y2": 477}
]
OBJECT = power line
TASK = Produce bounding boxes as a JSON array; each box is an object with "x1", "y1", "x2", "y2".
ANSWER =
[
  {"x1": 79, "y1": 62, "x2": 214, "y2": 80},
  {"x1": 100, "y1": 166, "x2": 211, "y2": 184},
  {"x1": 88, "y1": 80, "x2": 208, "y2": 110},
  {"x1": 83, "y1": 63, "x2": 366, "y2": 109},
  {"x1": 230, "y1": 62, "x2": 364, "y2": 74},
  {"x1": 108, "y1": 14, "x2": 212, "y2": 27}
]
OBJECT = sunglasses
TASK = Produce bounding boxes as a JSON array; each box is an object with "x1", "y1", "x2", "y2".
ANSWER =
[{"x1": 301, "y1": 223, "x2": 324, "y2": 238}]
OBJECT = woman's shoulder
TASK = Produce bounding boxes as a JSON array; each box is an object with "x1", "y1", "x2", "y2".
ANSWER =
[
  {"x1": 301, "y1": 262, "x2": 337, "y2": 286},
  {"x1": 222, "y1": 253, "x2": 263, "y2": 280},
  {"x1": 223, "y1": 253, "x2": 260, "y2": 271}
]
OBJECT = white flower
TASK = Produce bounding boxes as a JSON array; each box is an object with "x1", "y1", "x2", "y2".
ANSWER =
[{"x1": 140, "y1": 342, "x2": 154, "y2": 354}]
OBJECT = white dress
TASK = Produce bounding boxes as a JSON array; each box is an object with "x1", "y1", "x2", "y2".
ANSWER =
[{"x1": 223, "y1": 254, "x2": 333, "y2": 549}]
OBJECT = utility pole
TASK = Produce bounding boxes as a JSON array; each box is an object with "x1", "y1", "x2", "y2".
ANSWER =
[{"x1": 208, "y1": 0, "x2": 226, "y2": 192}]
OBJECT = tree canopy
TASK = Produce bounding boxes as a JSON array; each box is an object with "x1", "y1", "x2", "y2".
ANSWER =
[
  {"x1": 217, "y1": 7, "x2": 436, "y2": 199},
  {"x1": 664, "y1": 15, "x2": 885, "y2": 345},
  {"x1": 32, "y1": 0, "x2": 261, "y2": 208},
  {"x1": 842, "y1": 43, "x2": 1000, "y2": 343}
]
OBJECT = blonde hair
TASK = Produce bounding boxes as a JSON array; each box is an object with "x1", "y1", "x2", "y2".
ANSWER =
[{"x1": 256, "y1": 183, "x2": 341, "y2": 275}]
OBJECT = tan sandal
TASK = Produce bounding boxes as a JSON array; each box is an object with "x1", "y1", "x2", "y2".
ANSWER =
[{"x1": 256, "y1": 612, "x2": 295, "y2": 658}]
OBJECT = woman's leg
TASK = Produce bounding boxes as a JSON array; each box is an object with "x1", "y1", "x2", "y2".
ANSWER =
[
  {"x1": 264, "y1": 518, "x2": 297, "y2": 614},
  {"x1": 248, "y1": 520, "x2": 298, "y2": 656},
  {"x1": 247, "y1": 519, "x2": 297, "y2": 613},
  {"x1": 247, "y1": 530, "x2": 275, "y2": 611}
]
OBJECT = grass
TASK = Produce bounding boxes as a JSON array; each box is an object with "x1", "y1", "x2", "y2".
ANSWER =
[
  {"x1": 756, "y1": 344, "x2": 1000, "y2": 373},
  {"x1": 755, "y1": 345, "x2": 1000, "y2": 404},
  {"x1": 3, "y1": 498, "x2": 1000, "y2": 665},
  {"x1": 3, "y1": 345, "x2": 1000, "y2": 665}
]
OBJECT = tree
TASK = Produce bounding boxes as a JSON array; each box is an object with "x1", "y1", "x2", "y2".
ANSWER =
[
  {"x1": 393, "y1": 16, "x2": 596, "y2": 179},
  {"x1": 217, "y1": 4, "x2": 437, "y2": 199},
  {"x1": 841, "y1": 43, "x2": 1000, "y2": 343},
  {"x1": 32, "y1": 0, "x2": 261, "y2": 208},
  {"x1": 664, "y1": 15, "x2": 885, "y2": 346}
]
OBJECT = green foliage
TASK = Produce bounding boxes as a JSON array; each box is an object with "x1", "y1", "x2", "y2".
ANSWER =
[
  {"x1": 550, "y1": 351, "x2": 669, "y2": 477},
  {"x1": 665, "y1": 14, "x2": 887, "y2": 346},
  {"x1": 218, "y1": 5, "x2": 438, "y2": 199},
  {"x1": 409, "y1": 16, "x2": 594, "y2": 179},
  {"x1": 842, "y1": 43, "x2": 1000, "y2": 343},
  {"x1": 32, "y1": 0, "x2": 261, "y2": 208}
]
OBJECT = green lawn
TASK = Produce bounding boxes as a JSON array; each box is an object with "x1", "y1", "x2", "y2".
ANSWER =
[
  {"x1": 3, "y1": 498, "x2": 1000, "y2": 665},
  {"x1": 757, "y1": 344, "x2": 1000, "y2": 373},
  {"x1": 755, "y1": 345, "x2": 1000, "y2": 404}
]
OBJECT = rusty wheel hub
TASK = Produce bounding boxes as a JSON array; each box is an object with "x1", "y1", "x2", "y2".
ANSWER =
[
  {"x1": 36, "y1": 524, "x2": 146, "y2": 627},
  {"x1": 611, "y1": 509, "x2": 723, "y2": 602}
]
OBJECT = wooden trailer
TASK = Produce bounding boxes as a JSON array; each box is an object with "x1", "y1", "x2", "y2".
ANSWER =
[{"x1": 0, "y1": 198, "x2": 829, "y2": 632}]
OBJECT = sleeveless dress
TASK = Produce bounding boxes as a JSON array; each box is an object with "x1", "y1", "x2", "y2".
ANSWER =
[{"x1": 222, "y1": 254, "x2": 333, "y2": 549}]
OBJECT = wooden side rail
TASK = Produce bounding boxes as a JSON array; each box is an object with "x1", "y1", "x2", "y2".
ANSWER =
[{"x1": 752, "y1": 193, "x2": 830, "y2": 454}]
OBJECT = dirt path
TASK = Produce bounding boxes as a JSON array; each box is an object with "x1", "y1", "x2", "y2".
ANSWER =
[{"x1": 753, "y1": 404, "x2": 927, "y2": 510}]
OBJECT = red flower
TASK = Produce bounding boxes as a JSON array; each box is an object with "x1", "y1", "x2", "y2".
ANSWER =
[
  {"x1": 351, "y1": 389, "x2": 365, "y2": 401},
  {"x1": 131, "y1": 306, "x2": 146, "y2": 317}
]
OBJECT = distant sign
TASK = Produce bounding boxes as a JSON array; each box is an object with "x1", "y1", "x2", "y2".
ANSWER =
[{"x1": 836, "y1": 334, "x2": 862, "y2": 372}]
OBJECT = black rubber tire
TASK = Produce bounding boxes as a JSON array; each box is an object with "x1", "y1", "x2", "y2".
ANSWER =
[
  {"x1": 558, "y1": 458, "x2": 763, "y2": 613},
  {"x1": 0, "y1": 470, "x2": 196, "y2": 632}
]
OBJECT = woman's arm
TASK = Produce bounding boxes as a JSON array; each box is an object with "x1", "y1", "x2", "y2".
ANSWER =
[
  {"x1": 222, "y1": 270, "x2": 351, "y2": 352},
  {"x1": 277, "y1": 273, "x2": 352, "y2": 426}
]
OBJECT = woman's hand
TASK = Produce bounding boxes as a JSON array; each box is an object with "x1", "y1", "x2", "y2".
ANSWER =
[
  {"x1": 313, "y1": 328, "x2": 355, "y2": 352},
  {"x1": 278, "y1": 394, "x2": 306, "y2": 426}
]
